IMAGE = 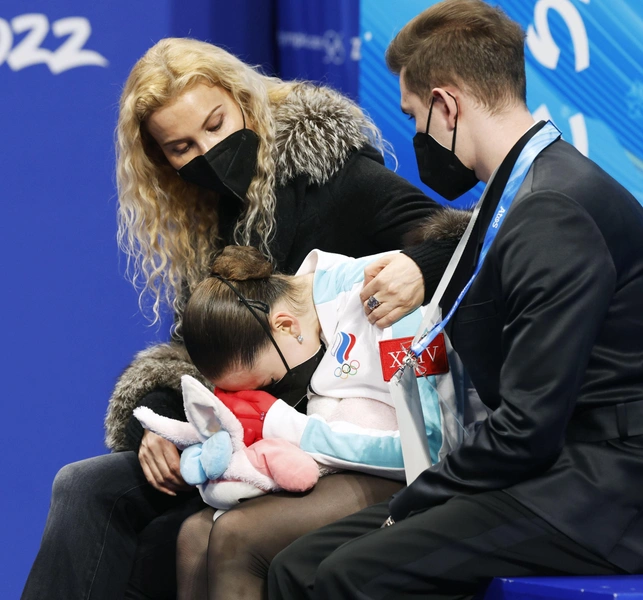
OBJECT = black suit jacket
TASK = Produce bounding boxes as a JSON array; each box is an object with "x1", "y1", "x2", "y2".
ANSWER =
[{"x1": 392, "y1": 128, "x2": 643, "y2": 573}]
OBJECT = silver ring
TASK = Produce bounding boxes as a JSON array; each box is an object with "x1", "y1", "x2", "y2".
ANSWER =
[{"x1": 366, "y1": 295, "x2": 381, "y2": 311}]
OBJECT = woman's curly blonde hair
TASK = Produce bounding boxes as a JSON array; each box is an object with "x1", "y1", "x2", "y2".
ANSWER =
[
  {"x1": 116, "y1": 37, "x2": 297, "y2": 326},
  {"x1": 117, "y1": 37, "x2": 387, "y2": 331}
]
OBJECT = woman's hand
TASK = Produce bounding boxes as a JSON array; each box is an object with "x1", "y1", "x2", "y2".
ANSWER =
[
  {"x1": 360, "y1": 254, "x2": 425, "y2": 328},
  {"x1": 139, "y1": 430, "x2": 192, "y2": 495}
]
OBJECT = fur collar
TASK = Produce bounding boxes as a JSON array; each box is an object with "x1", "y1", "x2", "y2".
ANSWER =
[
  {"x1": 272, "y1": 84, "x2": 374, "y2": 187},
  {"x1": 105, "y1": 343, "x2": 212, "y2": 452},
  {"x1": 403, "y1": 207, "x2": 472, "y2": 247}
]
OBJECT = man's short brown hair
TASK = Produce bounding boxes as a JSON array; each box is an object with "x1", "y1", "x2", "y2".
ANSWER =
[{"x1": 386, "y1": 0, "x2": 526, "y2": 112}]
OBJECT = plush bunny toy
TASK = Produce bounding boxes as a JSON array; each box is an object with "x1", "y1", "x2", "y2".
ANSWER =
[{"x1": 134, "y1": 375, "x2": 320, "y2": 511}]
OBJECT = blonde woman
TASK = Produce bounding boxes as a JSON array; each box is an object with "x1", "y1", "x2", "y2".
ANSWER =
[{"x1": 22, "y1": 38, "x2": 467, "y2": 600}]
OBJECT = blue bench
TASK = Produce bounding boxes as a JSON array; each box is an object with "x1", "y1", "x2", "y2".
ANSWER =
[{"x1": 485, "y1": 576, "x2": 643, "y2": 600}]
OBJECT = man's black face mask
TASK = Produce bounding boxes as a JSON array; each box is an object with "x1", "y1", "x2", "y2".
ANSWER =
[{"x1": 413, "y1": 92, "x2": 479, "y2": 201}]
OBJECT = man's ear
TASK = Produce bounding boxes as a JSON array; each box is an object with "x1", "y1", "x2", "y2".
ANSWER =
[
  {"x1": 431, "y1": 88, "x2": 459, "y2": 132},
  {"x1": 270, "y1": 311, "x2": 301, "y2": 338}
]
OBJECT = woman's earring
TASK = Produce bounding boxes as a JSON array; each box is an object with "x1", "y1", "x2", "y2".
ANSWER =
[{"x1": 297, "y1": 334, "x2": 304, "y2": 344}]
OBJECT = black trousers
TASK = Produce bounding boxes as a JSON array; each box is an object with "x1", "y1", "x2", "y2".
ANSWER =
[
  {"x1": 268, "y1": 490, "x2": 625, "y2": 600},
  {"x1": 21, "y1": 451, "x2": 204, "y2": 600}
]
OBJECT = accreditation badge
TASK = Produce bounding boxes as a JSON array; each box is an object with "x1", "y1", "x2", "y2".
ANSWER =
[{"x1": 378, "y1": 334, "x2": 449, "y2": 382}]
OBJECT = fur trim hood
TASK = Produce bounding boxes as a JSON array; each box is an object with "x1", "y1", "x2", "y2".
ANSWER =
[
  {"x1": 403, "y1": 207, "x2": 472, "y2": 247},
  {"x1": 105, "y1": 343, "x2": 212, "y2": 451},
  {"x1": 271, "y1": 83, "x2": 376, "y2": 187}
]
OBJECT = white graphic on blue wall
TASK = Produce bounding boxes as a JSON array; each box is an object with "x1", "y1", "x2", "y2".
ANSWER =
[{"x1": 0, "y1": 14, "x2": 108, "y2": 74}]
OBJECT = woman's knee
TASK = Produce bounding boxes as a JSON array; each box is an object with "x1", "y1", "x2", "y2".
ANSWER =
[
  {"x1": 52, "y1": 460, "x2": 96, "y2": 501},
  {"x1": 208, "y1": 509, "x2": 270, "y2": 573},
  {"x1": 177, "y1": 508, "x2": 215, "y2": 560},
  {"x1": 52, "y1": 452, "x2": 143, "y2": 505},
  {"x1": 209, "y1": 510, "x2": 253, "y2": 555}
]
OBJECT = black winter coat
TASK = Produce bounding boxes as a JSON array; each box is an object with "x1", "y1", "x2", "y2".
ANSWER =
[{"x1": 397, "y1": 125, "x2": 643, "y2": 573}]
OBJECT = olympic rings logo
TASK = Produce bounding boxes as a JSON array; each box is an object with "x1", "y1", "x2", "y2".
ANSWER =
[{"x1": 334, "y1": 360, "x2": 360, "y2": 379}]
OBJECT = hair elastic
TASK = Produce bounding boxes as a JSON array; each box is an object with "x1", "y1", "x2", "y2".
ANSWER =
[{"x1": 211, "y1": 273, "x2": 291, "y2": 373}]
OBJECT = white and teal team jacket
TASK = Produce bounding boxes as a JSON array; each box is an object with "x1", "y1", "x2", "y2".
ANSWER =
[{"x1": 263, "y1": 250, "x2": 485, "y2": 480}]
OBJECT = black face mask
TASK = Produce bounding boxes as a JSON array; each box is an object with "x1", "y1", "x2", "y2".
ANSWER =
[
  {"x1": 178, "y1": 126, "x2": 259, "y2": 201},
  {"x1": 260, "y1": 345, "x2": 325, "y2": 412},
  {"x1": 413, "y1": 93, "x2": 478, "y2": 201},
  {"x1": 212, "y1": 275, "x2": 325, "y2": 414}
]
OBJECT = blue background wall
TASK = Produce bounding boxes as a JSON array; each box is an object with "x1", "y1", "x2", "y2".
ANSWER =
[
  {"x1": 1, "y1": 1, "x2": 282, "y2": 596},
  {"x1": 2, "y1": 2, "x2": 170, "y2": 597},
  {"x1": 3, "y1": 1, "x2": 642, "y2": 597}
]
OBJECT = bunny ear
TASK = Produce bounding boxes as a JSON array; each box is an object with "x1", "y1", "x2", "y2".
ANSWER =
[
  {"x1": 181, "y1": 376, "x2": 222, "y2": 442},
  {"x1": 133, "y1": 406, "x2": 201, "y2": 450},
  {"x1": 181, "y1": 375, "x2": 245, "y2": 449}
]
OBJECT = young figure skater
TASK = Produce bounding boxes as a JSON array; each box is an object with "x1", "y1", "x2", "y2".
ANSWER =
[{"x1": 171, "y1": 244, "x2": 483, "y2": 599}]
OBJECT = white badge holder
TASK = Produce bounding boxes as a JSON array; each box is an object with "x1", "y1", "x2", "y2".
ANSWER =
[{"x1": 388, "y1": 169, "x2": 498, "y2": 485}]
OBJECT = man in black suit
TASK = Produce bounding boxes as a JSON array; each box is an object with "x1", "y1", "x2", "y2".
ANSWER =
[{"x1": 268, "y1": 1, "x2": 643, "y2": 598}]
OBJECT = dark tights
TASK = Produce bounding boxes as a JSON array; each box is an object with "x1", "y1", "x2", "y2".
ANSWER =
[{"x1": 176, "y1": 472, "x2": 403, "y2": 600}]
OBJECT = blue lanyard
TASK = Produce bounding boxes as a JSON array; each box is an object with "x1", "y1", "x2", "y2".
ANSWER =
[{"x1": 410, "y1": 121, "x2": 562, "y2": 358}]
